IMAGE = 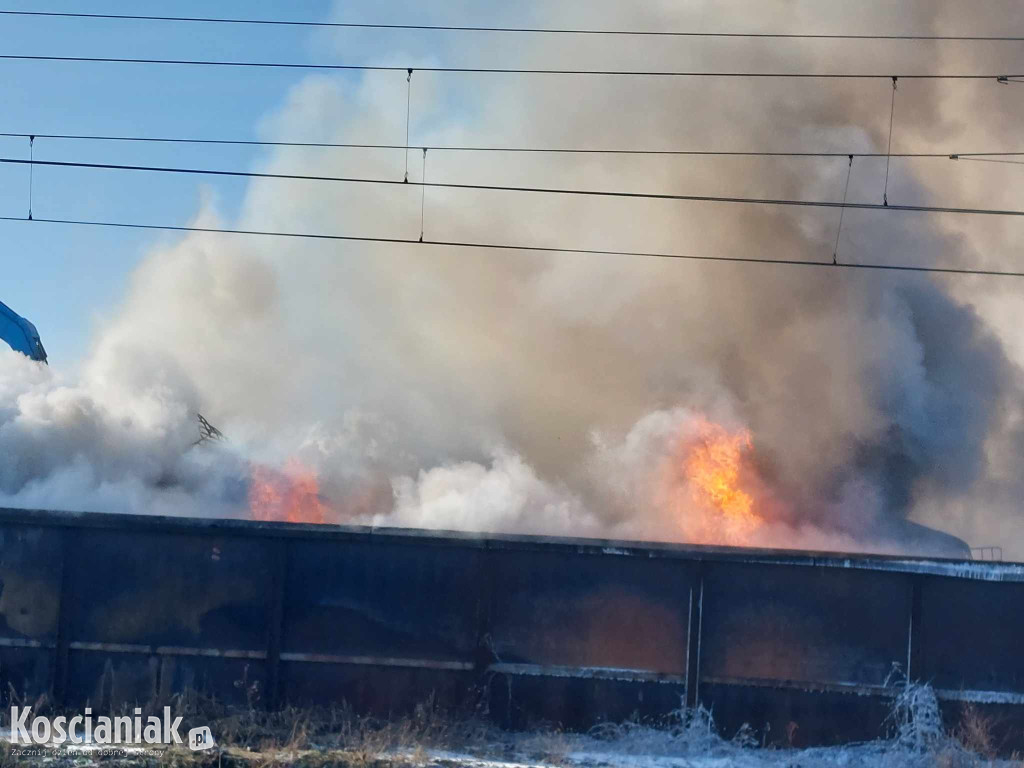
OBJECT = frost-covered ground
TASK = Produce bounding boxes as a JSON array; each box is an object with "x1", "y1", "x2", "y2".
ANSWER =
[
  {"x1": 1, "y1": 742, "x2": 1017, "y2": 768},
  {"x1": 1, "y1": 685, "x2": 1017, "y2": 766},
  {"x1": 0, "y1": 733, "x2": 1016, "y2": 767},
  {"x1": 427, "y1": 745, "x2": 1013, "y2": 768},
  {"x1": 419, "y1": 699, "x2": 1015, "y2": 768},
  {"x1": 434, "y1": 687, "x2": 1017, "y2": 768},
  {"x1": 244, "y1": 692, "x2": 1019, "y2": 768}
]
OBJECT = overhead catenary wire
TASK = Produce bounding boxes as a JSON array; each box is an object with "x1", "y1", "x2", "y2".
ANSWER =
[
  {"x1": 0, "y1": 54, "x2": 1019, "y2": 80},
  {"x1": 403, "y1": 68, "x2": 411, "y2": 182},
  {"x1": 954, "y1": 156, "x2": 1024, "y2": 166},
  {"x1": 1, "y1": 214, "x2": 1020, "y2": 278},
  {"x1": 2, "y1": 10, "x2": 1024, "y2": 41},
  {"x1": 883, "y1": 76, "x2": 898, "y2": 205},
  {"x1": 3, "y1": 130, "x2": 1024, "y2": 159},
  {"x1": 419, "y1": 148, "x2": 428, "y2": 241},
  {"x1": 833, "y1": 155, "x2": 854, "y2": 264},
  {"x1": 26, "y1": 135, "x2": 33, "y2": 220},
  {"x1": 4, "y1": 155, "x2": 1024, "y2": 219}
]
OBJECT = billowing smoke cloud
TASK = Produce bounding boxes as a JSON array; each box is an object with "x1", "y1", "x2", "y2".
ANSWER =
[
  {"x1": 0, "y1": 346, "x2": 248, "y2": 517},
  {"x1": 3, "y1": 0, "x2": 1024, "y2": 556}
]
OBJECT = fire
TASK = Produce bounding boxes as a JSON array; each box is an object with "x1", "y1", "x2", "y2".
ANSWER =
[
  {"x1": 667, "y1": 418, "x2": 764, "y2": 546},
  {"x1": 248, "y1": 459, "x2": 328, "y2": 524}
]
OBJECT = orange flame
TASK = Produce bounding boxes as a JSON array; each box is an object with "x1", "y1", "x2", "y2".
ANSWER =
[
  {"x1": 248, "y1": 459, "x2": 328, "y2": 524},
  {"x1": 667, "y1": 418, "x2": 764, "y2": 546}
]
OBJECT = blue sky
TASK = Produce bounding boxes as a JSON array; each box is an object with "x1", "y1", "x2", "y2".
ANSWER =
[{"x1": 0, "y1": 0, "x2": 341, "y2": 367}]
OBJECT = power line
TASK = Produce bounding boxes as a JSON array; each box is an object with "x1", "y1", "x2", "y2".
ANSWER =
[
  {"x1": 955, "y1": 157, "x2": 1024, "y2": 167},
  {"x1": 26, "y1": 136, "x2": 33, "y2": 220},
  {"x1": 1, "y1": 214, "x2": 1019, "y2": 278},
  {"x1": 5, "y1": 156, "x2": 1024, "y2": 219},
  {"x1": 404, "y1": 69, "x2": 413, "y2": 182},
  {"x1": 3, "y1": 131, "x2": 1024, "y2": 159},
  {"x1": 833, "y1": 155, "x2": 854, "y2": 263},
  {"x1": 2, "y1": 10, "x2": 1023, "y2": 42},
  {"x1": 0, "y1": 54, "x2": 1017, "y2": 79},
  {"x1": 883, "y1": 77, "x2": 898, "y2": 205}
]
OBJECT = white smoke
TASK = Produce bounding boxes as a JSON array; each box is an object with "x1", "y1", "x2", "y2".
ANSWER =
[
  {"x1": 0, "y1": 347, "x2": 247, "y2": 518},
  {"x1": 386, "y1": 451, "x2": 595, "y2": 537},
  {"x1": 3, "y1": 0, "x2": 1024, "y2": 556}
]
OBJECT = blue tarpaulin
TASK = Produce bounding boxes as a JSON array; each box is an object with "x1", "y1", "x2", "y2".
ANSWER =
[{"x1": 0, "y1": 300, "x2": 47, "y2": 362}]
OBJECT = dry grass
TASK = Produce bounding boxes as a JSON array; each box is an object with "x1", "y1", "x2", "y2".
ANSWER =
[
  {"x1": 516, "y1": 729, "x2": 572, "y2": 765},
  {"x1": 954, "y1": 702, "x2": 998, "y2": 760},
  {"x1": 0, "y1": 682, "x2": 1019, "y2": 766}
]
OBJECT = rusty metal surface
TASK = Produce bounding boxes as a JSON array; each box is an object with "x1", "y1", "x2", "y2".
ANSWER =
[
  {"x1": 699, "y1": 562, "x2": 910, "y2": 687},
  {"x1": 918, "y1": 576, "x2": 1024, "y2": 693},
  {"x1": 486, "y1": 548, "x2": 693, "y2": 673},
  {"x1": 0, "y1": 506, "x2": 1022, "y2": 748},
  {"x1": 64, "y1": 528, "x2": 273, "y2": 649},
  {"x1": 700, "y1": 680, "x2": 897, "y2": 747},
  {"x1": 488, "y1": 673, "x2": 686, "y2": 731},
  {"x1": 284, "y1": 538, "x2": 482, "y2": 663}
]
